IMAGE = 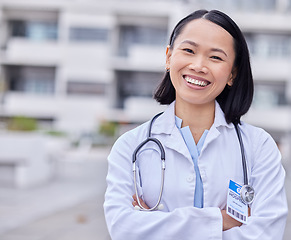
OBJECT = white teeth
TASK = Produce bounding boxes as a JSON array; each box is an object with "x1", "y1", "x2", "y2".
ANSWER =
[{"x1": 185, "y1": 76, "x2": 208, "y2": 87}]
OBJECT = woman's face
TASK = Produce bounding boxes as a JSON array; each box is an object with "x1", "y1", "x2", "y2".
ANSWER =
[{"x1": 166, "y1": 18, "x2": 236, "y2": 107}]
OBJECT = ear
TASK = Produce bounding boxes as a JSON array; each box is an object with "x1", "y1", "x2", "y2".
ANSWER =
[
  {"x1": 227, "y1": 67, "x2": 237, "y2": 87},
  {"x1": 165, "y1": 45, "x2": 172, "y2": 69},
  {"x1": 227, "y1": 77, "x2": 233, "y2": 87}
]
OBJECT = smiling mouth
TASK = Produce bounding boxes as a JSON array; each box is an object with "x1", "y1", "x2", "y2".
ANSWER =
[{"x1": 184, "y1": 76, "x2": 210, "y2": 87}]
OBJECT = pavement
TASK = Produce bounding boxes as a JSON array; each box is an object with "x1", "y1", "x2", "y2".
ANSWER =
[
  {"x1": 0, "y1": 146, "x2": 290, "y2": 240},
  {"x1": 0, "y1": 146, "x2": 111, "y2": 240}
]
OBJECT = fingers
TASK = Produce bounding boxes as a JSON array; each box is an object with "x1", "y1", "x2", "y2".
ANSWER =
[
  {"x1": 132, "y1": 194, "x2": 150, "y2": 209},
  {"x1": 221, "y1": 207, "x2": 251, "y2": 231},
  {"x1": 132, "y1": 194, "x2": 138, "y2": 202},
  {"x1": 132, "y1": 194, "x2": 138, "y2": 207},
  {"x1": 132, "y1": 194, "x2": 140, "y2": 208},
  {"x1": 221, "y1": 209, "x2": 243, "y2": 231}
]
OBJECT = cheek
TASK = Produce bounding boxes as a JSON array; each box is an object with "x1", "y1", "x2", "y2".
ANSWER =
[
  {"x1": 215, "y1": 66, "x2": 233, "y2": 83},
  {"x1": 169, "y1": 53, "x2": 186, "y2": 69},
  {"x1": 168, "y1": 58, "x2": 184, "y2": 84}
]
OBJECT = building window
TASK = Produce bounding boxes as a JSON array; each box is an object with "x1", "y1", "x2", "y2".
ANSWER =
[
  {"x1": 9, "y1": 20, "x2": 58, "y2": 41},
  {"x1": 245, "y1": 33, "x2": 291, "y2": 58},
  {"x1": 69, "y1": 27, "x2": 109, "y2": 42},
  {"x1": 253, "y1": 81, "x2": 287, "y2": 108},
  {"x1": 6, "y1": 66, "x2": 55, "y2": 95},
  {"x1": 67, "y1": 81, "x2": 107, "y2": 95},
  {"x1": 239, "y1": 0, "x2": 276, "y2": 11},
  {"x1": 118, "y1": 25, "x2": 167, "y2": 56},
  {"x1": 199, "y1": 0, "x2": 236, "y2": 10},
  {"x1": 199, "y1": 0, "x2": 276, "y2": 11},
  {"x1": 116, "y1": 71, "x2": 163, "y2": 108}
]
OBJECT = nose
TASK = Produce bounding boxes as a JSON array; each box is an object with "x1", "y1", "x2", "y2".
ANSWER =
[{"x1": 189, "y1": 57, "x2": 208, "y2": 74}]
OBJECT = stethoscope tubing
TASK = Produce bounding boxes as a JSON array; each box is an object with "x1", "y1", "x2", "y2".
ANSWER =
[
  {"x1": 234, "y1": 124, "x2": 248, "y2": 186},
  {"x1": 132, "y1": 113, "x2": 254, "y2": 210},
  {"x1": 132, "y1": 137, "x2": 165, "y2": 163},
  {"x1": 133, "y1": 160, "x2": 165, "y2": 211},
  {"x1": 132, "y1": 113, "x2": 165, "y2": 211}
]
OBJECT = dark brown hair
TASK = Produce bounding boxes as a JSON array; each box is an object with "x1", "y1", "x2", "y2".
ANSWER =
[{"x1": 154, "y1": 9, "x2": 253, "y2": 124}]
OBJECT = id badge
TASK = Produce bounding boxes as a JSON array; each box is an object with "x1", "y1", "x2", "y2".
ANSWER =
[{"x1": 226, "y1": 180, "x2": 248, "y2": 224}]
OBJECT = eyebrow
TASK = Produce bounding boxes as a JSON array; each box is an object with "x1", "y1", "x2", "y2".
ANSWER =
[{"x1": 180, "y1": 40, "x2": 228, "y2": 57}]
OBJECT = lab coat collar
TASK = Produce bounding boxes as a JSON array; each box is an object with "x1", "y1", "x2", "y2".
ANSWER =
[
  {"x1": 151, "y1": 101, "x2": 176, "y2": 135},
  {"x1": 203, "y1": 102, "x2": 234, "y2": 151},
  {"x1": 150, "y1": 101, "x2": 233, "y2": 159},
  {"x1": 151, "y1": 101, "x2": 192, "y2": 159},
  {"x1": 151, "y1": 101, "x2": 233, "y2": 135},
  {"x1": 213, "y1": 101, "x2": 234, "y2": 129}
]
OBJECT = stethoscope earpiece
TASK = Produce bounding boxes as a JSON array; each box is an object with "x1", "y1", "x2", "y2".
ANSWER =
[
  {"x1": 132, "y1": 113, "x2": 255, "y2": 211},
  {"x1": 157, "y1": 204, "x2": 164, "y2": 210},
  {"x1": 132, "y1": 112, "x2": 166, "y2": 212},
  {"x1": 134, "y1": 205, "x2": 141, "y2": 211}
]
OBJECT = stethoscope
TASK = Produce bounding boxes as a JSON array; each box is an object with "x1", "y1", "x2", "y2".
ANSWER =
[{"x1": 132, "y1": 113, "x2": 255, "y2": 211}]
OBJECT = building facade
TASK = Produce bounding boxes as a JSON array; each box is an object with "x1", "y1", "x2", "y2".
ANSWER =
[{"x1": 0, "y1": 0, "x2": 291, "y2": 160}]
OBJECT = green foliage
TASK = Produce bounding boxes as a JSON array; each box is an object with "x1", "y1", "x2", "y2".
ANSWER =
[
  {"x1": 7, "y1": 116, "x2": 38, "y2": 131},
  {"x1": 99, "y1": 121, "x2": 117, "y2": 137},
  {"x1": 44, "y1": 130, "x2": 67, "y2": 137}
]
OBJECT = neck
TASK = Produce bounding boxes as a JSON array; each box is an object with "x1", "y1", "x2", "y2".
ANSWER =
[{"x1": 175, "y1": 100, "x2": 215, "y2": 143}]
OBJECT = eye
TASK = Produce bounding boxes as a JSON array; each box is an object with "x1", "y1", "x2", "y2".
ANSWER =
[
  {"x1": 183, "y1": 48, "x2": 194, "y2": 54},
  {"x1": 211, "y1": 56, "x2": 223, "y2": 61}
]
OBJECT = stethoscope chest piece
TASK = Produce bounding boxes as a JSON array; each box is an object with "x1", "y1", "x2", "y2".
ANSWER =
[
  {"x1": 240, "y1": 185, "x2": 255, "y2": 205},
  {"x1": 133, "y1": 113, "x2": 255, "y2": 210}
]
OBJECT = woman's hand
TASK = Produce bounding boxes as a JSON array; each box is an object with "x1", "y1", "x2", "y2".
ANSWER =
[
  {"x1": 132, "y1": 194, "x2": 250, "y2": 231},
  {"x1": 221, "y1": 208, "x2": 251, "y2": 231},
  {"x1": 221, "y1": 210, "x2": 242, "y2": 231},
  {"x1": 132, "y1": 194, "x2": 150, "y2": 209}
]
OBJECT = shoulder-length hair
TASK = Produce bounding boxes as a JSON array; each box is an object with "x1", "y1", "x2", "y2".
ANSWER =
[{"x1": 154, "y1": 9, "x2": 254, "y2": 124}]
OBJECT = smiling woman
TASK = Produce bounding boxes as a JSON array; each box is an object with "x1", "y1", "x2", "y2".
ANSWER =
[
  {"x1": 165, "y1": 18, "x2": 236, "y2": 117},
  {"x1": 104, "y1": 9, "x2": 288, "y2": 240},
  {"x1": 155, "y1": 10, "x2": 253, "y2": 126}
]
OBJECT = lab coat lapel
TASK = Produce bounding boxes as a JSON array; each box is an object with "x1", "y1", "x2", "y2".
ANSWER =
[
  {"x1": 150, "y1": 101, "x2": 232, "y2": 158},
  {"x1": 201, "y1": 125, "x2": 221, "y2": 151},
  {"x1": 151, "y1": 102, "x2": 193, "y2": 159},
  {"x1": 164, "y1": 126, "x2": 192, "y2": 159},
  {"x1": 151, "y1": 102, "x2": 175, "y2": 136},
  {"x1": 201, "y1": 102, "x2": 233, "y2": 151}
]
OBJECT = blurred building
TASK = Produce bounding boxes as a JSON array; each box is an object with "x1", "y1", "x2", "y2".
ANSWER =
[{"x1": 0, "y1": 0, "x2": 290, "y2": 159}]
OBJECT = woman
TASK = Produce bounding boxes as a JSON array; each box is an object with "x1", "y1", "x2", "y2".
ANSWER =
[{"x1": 104, "y1": 9, "x2": 288, "y2": 239}]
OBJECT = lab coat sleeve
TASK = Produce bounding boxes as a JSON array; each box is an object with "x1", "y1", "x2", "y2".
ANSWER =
[
  {"x1": 223, "y1": 129, "x2": 288, "y2": 240},
  {"x1": 104, "y1": 132, "x2": 223, "y2": 240}
]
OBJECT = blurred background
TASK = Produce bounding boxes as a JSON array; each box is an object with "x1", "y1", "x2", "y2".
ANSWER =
[{"x1": 0, "y1": 0, "x2": 290, "y2": 239}]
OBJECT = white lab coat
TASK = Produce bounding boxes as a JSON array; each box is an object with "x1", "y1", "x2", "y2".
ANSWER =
[{"x1": 104, "y1": 101, "x2": 288, "y2": 240}]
